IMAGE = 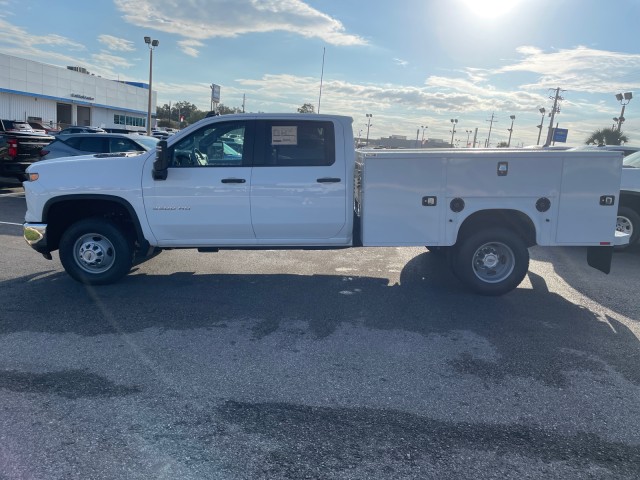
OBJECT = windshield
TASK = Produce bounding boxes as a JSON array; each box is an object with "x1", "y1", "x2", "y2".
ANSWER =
[{"x1": 623, "y1": 151, "x2": 640, "y2": 168}]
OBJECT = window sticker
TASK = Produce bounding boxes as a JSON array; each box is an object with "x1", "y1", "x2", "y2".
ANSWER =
[{"x1": 272, "y1": 126, "x2": 298, "y2": 145}]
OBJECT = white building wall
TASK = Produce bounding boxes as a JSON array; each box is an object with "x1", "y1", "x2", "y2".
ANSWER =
[
  {"x1": 9, "y1": 95, "x2": 57, "y2": 122},
  {"x1": 0, "y1": 53, "x2": 154, "y2": 128}
]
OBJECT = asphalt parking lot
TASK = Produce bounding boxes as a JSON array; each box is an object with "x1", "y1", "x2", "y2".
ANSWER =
[{"x1": 1, "y1": 176, "x2": 640, "y2": 479}]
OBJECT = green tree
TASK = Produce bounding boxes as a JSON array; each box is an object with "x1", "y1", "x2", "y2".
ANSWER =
[
  {"x1": 297, "y1": 103, "x2": 315, "y2": 113},
  {"x1": 585, "y1": 128, "x2": 629, "y2": 146},
  {"x1": 217, "y1": 104, "x2": 243, "y2": 115}
]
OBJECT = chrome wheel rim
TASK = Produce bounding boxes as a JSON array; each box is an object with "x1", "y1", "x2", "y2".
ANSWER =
[
  {"x1": 73, "y1": 233, "x2": 116, "y2": 274},
  {"x1": 471, "y1": 241, "x2": 515, "y2": 284},
  {"x1": 616, "y1": 215, "x2": 633, "y2": 236}
]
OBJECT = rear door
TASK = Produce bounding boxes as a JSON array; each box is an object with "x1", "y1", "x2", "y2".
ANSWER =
[{"x1": 250, "y1": 119, "x2": 347, "y2": 242}]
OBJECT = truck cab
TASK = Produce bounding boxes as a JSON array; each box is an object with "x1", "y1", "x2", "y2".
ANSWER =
[{"x1": 146, "y1": 114, "x2": 354, "y2": 246}]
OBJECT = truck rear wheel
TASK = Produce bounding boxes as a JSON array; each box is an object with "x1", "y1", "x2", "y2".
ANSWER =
[
  {"x1": 616, "y1": 206, "x2": 639, "y2": 250},
  {"x1": 59, "y1": 218, "x2": 134, "y2": 285},
  {"x1": 452, "y1": 228, "x2": 529, "y2": 296}
]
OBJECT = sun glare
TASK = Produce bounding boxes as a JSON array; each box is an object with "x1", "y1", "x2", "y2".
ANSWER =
[{"x1": 460, "y1": 0, "x2": 521, "y2": 19}]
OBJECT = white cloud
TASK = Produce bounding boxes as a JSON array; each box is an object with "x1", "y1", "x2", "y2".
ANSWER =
[
  {"x1": 91, "y1": 51, "x2": 134, "y2": 69},
  {"x1": 496, "y1": 45, "x2": 640, "y2": 93},
  {"x1": 177, "y1": 39, "x2": 204, "y2": 58},
  {"x1": 394, "y1": 58, "x2": 408, "y2": 67},
  {"x1": 0, "y1": 18, "x2": 85, "y2": 51},
  {"x1": 98, "y1": 34, "x2": 135, "y2": 52},
  {"x1": 114, "y1": 0, "x2": 366, "y2": 46}
]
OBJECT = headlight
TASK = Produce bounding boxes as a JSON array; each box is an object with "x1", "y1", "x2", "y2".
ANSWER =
[{"x1": 28, "y1": 173, "x2": 39, "y2": 182}]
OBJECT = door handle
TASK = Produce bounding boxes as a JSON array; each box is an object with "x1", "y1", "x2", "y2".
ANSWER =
[
  {"x1": 317, "y1": 177, "x2": 341, "y2": 183},
  {"x1": 221, "y1": 178, "x2": 246, "y2": 183}
]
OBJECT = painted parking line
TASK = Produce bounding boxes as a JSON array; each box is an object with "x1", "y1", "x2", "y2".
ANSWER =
[{"x1": 0, "y1": 221, "x2": 23, "y2": 226}]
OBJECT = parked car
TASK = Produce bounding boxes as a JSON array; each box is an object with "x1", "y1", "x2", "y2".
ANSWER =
[
  {"x1": 28, "y1": 121, "x2": 60, "y2": 135},
  {"x1": 1, "y1": 120, "x2": 34, "y2": 133},
  {"x1": 103, "y1": 127, "x2": 146, "y2": 134},
  {"x1": 1, "y1": 119, "x2": 54, "y2": 180},
  {"x1": 57, "y1": 126, "x2": 106, "y2": 135},
  {"x1": 39, "y1": 133, "x2": 159, "y2": 160},
  {"x1": 617, "y1": 150, "x2": 640, "y2": 250}
]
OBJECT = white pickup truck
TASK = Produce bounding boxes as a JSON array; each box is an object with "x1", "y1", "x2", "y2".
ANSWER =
[{"x1": 23, "y1": 114, "x2": 626, "y2": 295}]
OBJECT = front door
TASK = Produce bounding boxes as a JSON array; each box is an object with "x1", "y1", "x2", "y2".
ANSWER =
[
  {"x1": 250, "y1": 119, "x2": 347, "y2": 242},
  {"x1": 142, "y1": 120, "x2": 256, "y2": 246}
]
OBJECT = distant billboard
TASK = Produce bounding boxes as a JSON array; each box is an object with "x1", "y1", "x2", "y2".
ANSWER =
[{"x1": 210, "y1": 84, "x2": 221, "y2": 103}]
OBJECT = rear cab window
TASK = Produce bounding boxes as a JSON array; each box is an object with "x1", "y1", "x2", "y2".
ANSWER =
[{"x1": 254, "y1": 120, "x2": 335, "y2": 167}]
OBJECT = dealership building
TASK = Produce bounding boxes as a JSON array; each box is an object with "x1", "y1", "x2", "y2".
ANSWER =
[{"x1": 0, "y1": 52, "x2": 156, "y2": 130}]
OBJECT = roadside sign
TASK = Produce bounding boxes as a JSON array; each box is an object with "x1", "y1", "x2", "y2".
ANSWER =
[
  {"x1": 210, "y1": 84, "x2": 221, "y2": 103},
  {"x1": 553, "y1": 128, "x2": 568, "y2": 143}
]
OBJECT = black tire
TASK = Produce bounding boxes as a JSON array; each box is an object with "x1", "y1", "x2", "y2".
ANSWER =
[
  {"x1": 615, "y1": 206, "x2": 640, "y2": 251},
  {"x1": 425, "y1": 246, "x2": 450, "y2": 257},
  {"x1": 59, "y1": 218, "x2": 134, "y2": 285},
  {"x1": 452, "y1": 228, "x2": 529, "y2": 296}
]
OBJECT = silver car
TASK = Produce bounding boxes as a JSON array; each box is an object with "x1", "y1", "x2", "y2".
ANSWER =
[{"x1": 40, "y1": 133, "x2": 159, "y2": 160}]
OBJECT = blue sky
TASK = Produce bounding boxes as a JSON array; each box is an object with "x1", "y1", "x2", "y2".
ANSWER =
[{"x1": 1, "y1": 0, "x2": 639, "y2": 146}]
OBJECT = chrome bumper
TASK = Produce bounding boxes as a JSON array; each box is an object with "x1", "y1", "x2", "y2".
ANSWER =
[{"x1": 23, "y1": 223, "x2": 52, "y2": 259}]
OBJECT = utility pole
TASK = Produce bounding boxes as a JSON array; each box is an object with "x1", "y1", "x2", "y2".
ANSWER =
[
  {"x1": 507, "y1": 115, "x2": 516, "y2": 147},
  {"x1": 544, "y1": 87, "x2": 565, "y2": 146},
  {"x1": 242, "y1": 94, "x2": 246, "y2": 113},
  {"x1": 485, "y1": 112, "x2": 497, "y2": 147},
  {"x1": 317, "y1": 47, "x2": 325, "y2": 114}
]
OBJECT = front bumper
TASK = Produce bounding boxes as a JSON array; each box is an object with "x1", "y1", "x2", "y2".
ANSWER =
[{"x1": 23, "y1": 223, "x2": 52, "y2": 258}]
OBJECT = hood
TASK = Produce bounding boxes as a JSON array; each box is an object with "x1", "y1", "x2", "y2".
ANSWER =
[{"x1": 28, "y1": 151, "x2": 149, "y2": 171}]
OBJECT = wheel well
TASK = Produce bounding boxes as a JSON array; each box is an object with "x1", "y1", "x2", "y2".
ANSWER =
[
  {"x1": 43, "y1": 196, "x2": 146, "y2": 252},
  {"x1": 456, "y1": 209, "x2": 537, "y2": 247},
  {"x1": 620, "y1": 191, "x2": 640, "y2": 214}
]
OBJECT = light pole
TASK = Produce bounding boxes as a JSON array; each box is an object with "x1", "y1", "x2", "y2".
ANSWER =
[
  {"x1": 450, "y1": 118, "x2": 458, "y2": 147},
  {"x1": 144, "y1": 36, "x2": 159, "y2": 135},
  {"x1": 536, "y1": 108, "x2": 546, "y2": 145},
  {"x1": 421, "y1": 125, "x2": 428, "y2": 147},
  {"x1": 365, "y1": 114, "x2": 373, "y2": 146},
  {"x1": 615, "y1": 92, "x2": 633, "y2": 131},
  {"x1": 507, "y1": 115, "x2": 516, "y2": 147},
  {"x1": 465, "y1": 129, "x2": 472, "y2": 147}
]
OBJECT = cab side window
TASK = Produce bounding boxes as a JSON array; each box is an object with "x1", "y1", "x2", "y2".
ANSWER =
[
  {"x1": 262, "y1": 121, "x2": 335, "y2": 167},
  {"x1": 170, "y1": 122, "x2": 248, "y2": 168}
]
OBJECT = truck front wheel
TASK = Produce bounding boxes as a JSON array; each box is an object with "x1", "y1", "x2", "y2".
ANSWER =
[
  {"x1": 452, "y1": 228, "x2": 529, "y2": 296},
  {"x1": 59, "y1": 218, "x2": 134, "y2": 285}
]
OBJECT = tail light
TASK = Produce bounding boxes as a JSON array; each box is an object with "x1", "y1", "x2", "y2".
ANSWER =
[
  {"x1": 8, "y1": 138, "x2": 18, "y2": 158},
  {"x1": 39, "y1": 149, "x2": 49, "y2": 157}
]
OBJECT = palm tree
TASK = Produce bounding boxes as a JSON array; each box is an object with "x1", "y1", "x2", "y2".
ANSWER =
[{"x1": 585, "y1": 128, "x2": 629, "y2": 146}]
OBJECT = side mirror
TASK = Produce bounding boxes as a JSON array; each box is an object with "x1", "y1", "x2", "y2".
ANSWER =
[{"x1": 152, "y1": 140, "x2": 168, "y2": 180}]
